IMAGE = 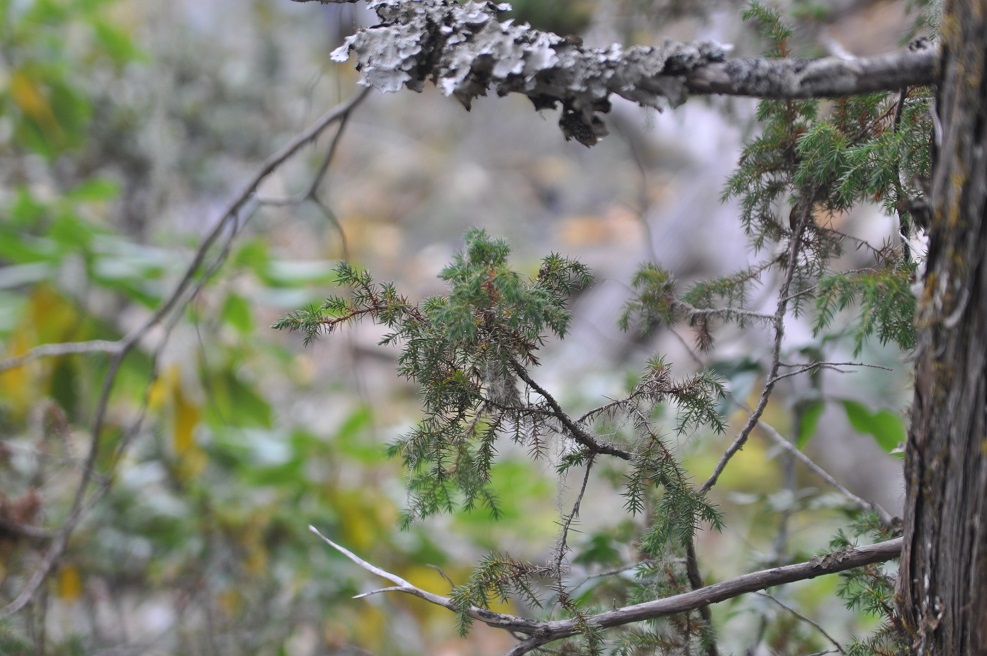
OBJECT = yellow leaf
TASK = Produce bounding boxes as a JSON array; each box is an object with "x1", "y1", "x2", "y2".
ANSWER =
[
  {"x1": 173, "y1": 384, "x2": 205, "y2": 479},
  {"x1": 149, "y1": 365, "x2": 207, "y2": 479},
  {"x1": 241, "y1": 516, "x2": 269, "y2": 576},
  {"x1": 0, "y1": 330, "x2": 33, "y2": 415},
  {"x1": 58, "y1": 564, "x2": 82, "y2": 602},
  {"x1": 334, "y1": 489, "x2": 397, "y2": 551},
  {"x1": 147, "y1": 364, "x2": 178, "y2": 410},
  {"x1": 173, "y1": 385, "x2": 200, "y2": 455},
  {"x1": 28, "y1": 285, "x2": 79, "y2": 341},
  {"x1": 10, "y1": 69, "x2": 62, "y2": 140},
  {"x1": 0, "y1": 286, "x2": 81, "y2": 417},
  {"x1": 218, "y1": 588, "x2": 242, "y2": 617}
]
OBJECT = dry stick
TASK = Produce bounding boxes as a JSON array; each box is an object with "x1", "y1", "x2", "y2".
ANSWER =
[
  {"x1": 753, "y1": 413, "x2": 891, "y2": 523},
  {"x1": 669, "y1": 329, "x2": 888, "y2": 522},
  {"x1": 700, "y1": 197, "x2": 813, "y2": 495},
  {"x1": 756, "y1": 592, "x2": 846, "y2": 655},
  {"x1": 0, "y1": 88, "x2": 371, "y2": 621},
  {"x1": 769, "y1": 360, "x2": 892, "y2": 384},
  {"x1": 552, "y1": 453, "x2": 595, "y2": 608},
  {"x1": 313, "y1": 525, "x2": 901, "y2": 656},
  {"x1": 0, "y1": 340, "x2": 123, "y2": 374},
  {"x1": 256, "y1": 106, "x2": 356, "y2": 256}
]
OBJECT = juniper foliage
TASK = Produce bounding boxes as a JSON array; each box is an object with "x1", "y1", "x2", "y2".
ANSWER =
[
  {"x1": 277, "y1": 228, "x2": 727, "y2": 648},
  {"x1": 278, "y1": 3, "x2": 930, "y2": 653}
]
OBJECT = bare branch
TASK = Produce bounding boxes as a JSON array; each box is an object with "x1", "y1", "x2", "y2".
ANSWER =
[
  {"x1": 701, "y1": 192, "x2": 815, "y2": 494},
  {"x1": 0, "y1": 340, "x2": 123, "y2": 374},
  {"x1": 0, "y1": 90, "x2": 370, "y2": 622},
  {"x1": 756, "y1": 592, "x2": 845, "y2": 655},
  {"x1": 668, "y1": 328, "x2": 888, "y2": 521},
  {"x1": 552, "y1": 453, "x2": 595, "y2": 605},
  {"x1": 754, "y1": 415, "x2": 891, "y2": 523},
  {"x1": 312, "y1": 526, "x2": 901, "y2": 654},
  {"x1": 770, "y1": 360, "x2": 893, "y2": 384}
]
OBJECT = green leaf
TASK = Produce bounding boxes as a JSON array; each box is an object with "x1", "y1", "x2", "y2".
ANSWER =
[
  {"x1": 244, "y1": 458, "x2": 305, "y2": 487},
  {"x1": 91, "y1": 19, "x2": 147, "y2": 65},
  {"x1": 231, "y1": 238, "x2": 270, "y2": 271},
  {"x1": 333, "y1": 406, "x2": 383, "y2": 464},
  {"x1": 205, "y1": 369, "x2": 273, "y2": 428},
  {"x1": 573, "y1": 533, "x2": 622, "y2": 567},
  {"x1": 49, "y1": 357, "x2": 80, "y2": 419},
  {"x1": 8, "y1": 187, "x2": 48, "y2": 225},
  {"x1": 796, "y1": 398, "x2": 826, "y2": 448},
  {"x1": 65, "y1": 177, "x2": 120, "y2": 202},
  {"x1": 221, "y1": 293, "x2": 253, "y2": 334},
  {"x1": 839, "y1": 399, "x2": 906, "y2": 455}
]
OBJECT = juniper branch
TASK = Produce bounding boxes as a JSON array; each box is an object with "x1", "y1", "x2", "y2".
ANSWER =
[{"x1": 508, "y1": 358, "x2": 632, "y2": 460}]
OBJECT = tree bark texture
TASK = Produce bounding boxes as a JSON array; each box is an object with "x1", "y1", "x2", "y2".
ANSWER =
[{"x1": 900, "y1": 1, "x2": 987, "y2": 654}]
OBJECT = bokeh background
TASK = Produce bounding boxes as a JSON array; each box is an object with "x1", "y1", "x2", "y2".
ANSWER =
[{"x1": 1, "y1": 1, "x2": 924, "y2": 654}]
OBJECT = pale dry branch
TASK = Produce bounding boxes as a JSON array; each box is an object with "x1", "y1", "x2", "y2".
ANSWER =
[
  {"x1": 0, "y1": 340, "x2": 123, "y2": 374},
  {"x1": 753, "y1": 414, "x2": 891, "y2": 523},
  {"x1": 312, "y1": 525, "x2": 901, "y2": 655},
  {"x1": 770, "y1": 360, "x2": 893, "y2": 384},
  {"x1": 669, "y1": 328, "x2": 888, "y2": 522}
]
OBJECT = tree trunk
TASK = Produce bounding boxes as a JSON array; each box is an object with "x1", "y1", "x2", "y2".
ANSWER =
[{"x1": 899, "y1": 1, "x2": 987, "y2": 654}]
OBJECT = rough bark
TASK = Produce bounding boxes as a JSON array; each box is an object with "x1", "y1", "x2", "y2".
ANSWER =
[
  {"x1": 899, "y1": 1, "x2": 987, "y2": 654},
  {"x1": 316, "y1": 0, "x2": 937, "y2": 145}
]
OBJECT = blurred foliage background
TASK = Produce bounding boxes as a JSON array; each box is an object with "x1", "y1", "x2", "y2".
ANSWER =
[{"x1": 0, "y1": 0, "x2": 922, "y2": 654}]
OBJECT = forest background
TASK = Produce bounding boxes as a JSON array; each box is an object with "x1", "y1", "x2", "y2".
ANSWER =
[{"x1": 0, "y1": 0, "x2": 926, "y2": 654}]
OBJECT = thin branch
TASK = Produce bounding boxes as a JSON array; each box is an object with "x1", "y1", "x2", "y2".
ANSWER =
[
  {"x1": 509, "y1": 358, "x2": 632, "y2": 460},
  {"x1": 770, "y1": 360, "x2": 893, "y2": 384},
  {"x1": 676, "y1": 301, "x2": 776, "y2": 325},
  {"x1": 254, "y1": 101, "x2": 355, "y2": 259},
  {"x1": 700, "y1": 193, "x2": 814, "y2": 495},
  {"x1": 552, "y1": 453, "x2": 595, "y2": 607},
  {"x1": 669, "y1": 328, "x2": 889, "y2": 522},
  {"x1": 0, "y1": 89, "x2": 370, "y2": 621},
  {"x1": 313, "y1": 527, "x2": 901, "y2": 655},
  {"x1": 752, "y1": 414, "x2": 891, "y2": 523},
  {"x1": 0, "y1": 340, "x2": 123, "y2": 374},
  {"x1": 756, "y1": 592, "x2": 845, "y2": 655}
]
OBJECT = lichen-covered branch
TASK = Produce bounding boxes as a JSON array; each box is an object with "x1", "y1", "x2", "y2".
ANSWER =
[
  {"x1": 685, "y1": 44, "x2": 937, "y2": 99},
  {"x1": 325, "y1": 0, "x2": 726, "y2": 145},
  {"x1": 299, "y1": 0, "x2": 938, "y2": 146}
]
